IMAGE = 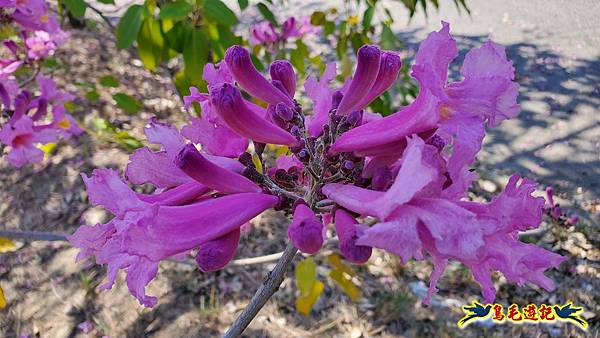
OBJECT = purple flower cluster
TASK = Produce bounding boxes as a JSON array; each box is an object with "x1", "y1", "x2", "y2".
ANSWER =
[
  {"x1": 69, "y1": 22, "x2": 564, "y2": 308},
  {"x1": 249, "y1": 16, "x2": 319, "y2": 51},
  {"x1": 1, "y1": 0, "x2": 81, "y2": 167}
]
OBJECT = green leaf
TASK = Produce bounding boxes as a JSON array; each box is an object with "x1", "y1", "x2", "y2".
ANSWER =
[
  {"x1": 112, "y1": 93, "x2": 142, "y2": 114},
  {"x1": 323, "y1": 21, "x2": 335, "y2": 36},
  {"x1": 310, "y1": 11, "x2": 326, "y2": 25},
  {"x1": 289, "y1": 48, "x2": 304, "y2": 75},
  {"x1": 137, "y1": 17, "x2": 166, "y2": 71},
  {"x1": 204, "y1": 0, "x2": 237, "y2": 26},
  {"x1": 256, "y1": 2, "x2": 277, "y2": 25},
  {"x1": 0, "y1": 24, "x2": 17, "y2": 39},
  {"x1": 116, "y1": 5, "x2": 144, "y2": 49},
  {"x1": 164, "y1": 21, "x2": 186, "y2": 53},
  {"x1": 237, "y1": 0, "x2": 248, "y2": 10},
  {"x1": 85, "y1": 90, "x2": 100, "y2": 101},
  {"x1": 64, "y1": 0, "x2": 87, "y2": 18},
  {"x1": 97, "y1": 0, "x2": 115, "y2": 4},
  {"x1": 183, "y1": 27, "x2": 208, "y2": 86},
  {"x1": 99, "y1": 75, "x2": 119, "y2": 87},
  {"x1": 362, "y1": 5, "x2": 374, "y2": 31},
  {"x1": 158, "y1": 0, "x2": 193, "y2": 20},
  {"x1": 173, "y1": 68, "x2": 192, "y2": 97},
  {"x1": 380, "y1": 23, "x2": 399, "y2": 50},
  {"x1": 115, "y1": 131, "x2": 143, "y2": 150}
]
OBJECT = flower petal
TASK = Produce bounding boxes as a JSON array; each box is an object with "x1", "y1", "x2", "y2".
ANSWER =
[{"x1": 175, "y1": 144, "x2": 261, "y2": 194}]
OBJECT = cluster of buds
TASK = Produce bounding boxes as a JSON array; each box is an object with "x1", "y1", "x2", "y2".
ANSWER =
[
  {"x1": 1, "y1": 0, "x2": 80, "y2": 167},
  {"x1": 70, "y1": 22, "x2": 565, "y2": 309}
]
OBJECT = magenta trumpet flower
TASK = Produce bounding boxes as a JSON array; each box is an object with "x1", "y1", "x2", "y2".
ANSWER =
[
  {"x1": 211, "y1": 83, "x2": 296, "y2": 145},
  {"x1": 71, "y1": 27, "x2": 565, "y2": 309},
  {"x1": 69, "y1": 169, "x2": 278, "y2": 307},
  {"x1": 336, "y1": 45, "x2": 381, "y2": 115}
]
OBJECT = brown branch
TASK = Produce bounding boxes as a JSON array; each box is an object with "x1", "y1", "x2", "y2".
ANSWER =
[{"x1": 222, "y1": 243, "x2": 298, "y2": 338}]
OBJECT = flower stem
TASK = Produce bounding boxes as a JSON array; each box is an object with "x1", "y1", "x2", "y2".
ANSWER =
[{"x1": 222, "y1": 243, "x2": 298, "y2": 338}]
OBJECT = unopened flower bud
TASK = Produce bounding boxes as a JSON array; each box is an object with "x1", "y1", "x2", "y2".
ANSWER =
[
  {"x1": 427, "y1": 134, "x2": 446, "y2": 151},
  {"x1": 271, "y1": 79, "x2": 289, "y2": 97},
  {"x1": 331, "y1": 90, "x2": 344, "y2": 110},
  {"x1": 335, "y1": 209, "x2": 372, "y2": 264},
  {"x1": 196, "y1": 228, "x2": 241, "y2": 272},
  {"x1": 371, "y1": 166, "x2": 393, "y2": 191},
  {"x1": 270, "y1": 60, "x2": 296, "y2": 97},
  {"x1": 275, "y1": 102, "x2": 295, "y2": 121},
  {"x1": 288, "y1": 202, "x2": 325, "y2": 254}
]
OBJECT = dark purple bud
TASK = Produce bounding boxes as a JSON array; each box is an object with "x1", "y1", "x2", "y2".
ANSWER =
[
  {"x1": 335, "y1": 209, "x2": 372, "y2": 264},
  {"x1": 290, "y1": 125, "x2": 301, "y2": 137},
  {"x1": 275, "y1": 102, "x2": 295, "y2": 121},
  {"x1": 238, "y1": 152, "x2": 254, "y2": 167},
  {"x1": 243, "y1": 166, "x2": 265, "y2": 183},
  {"x1": 297, "y1": 149, "x2": 309, "y2": 163},
  {"x1": 270, "y1": 60, "x2": 296, "y2": 97},
  {"x1": 224, "y1": 46, "x2": 293, "y2": 105},
  {"x1": 344, "y1": 110, "x2": 363, "y2": 128},
  {"x1": 255, "y1": 141, "x2": 266, "y2": 155},
  {"x1": 343, "y1": 160, "x2": 354, "y2": 170},
  {"x1": 337, "y1": 45, "x2": 381, "y2": 115},
  {"x1": 371, "y1": 166, "x2": 393, "y2": 191},
  {"x1": 196, "y1": 228, "x2": 241, "y2": 272},
  {"x1": 331, "y1": 90, "x2": 344, "y2": 110},
  {"x1": 268, "y1": 104, "x2": 287, "y2": 129},
  {"x1": 290, "y1": 139, "x2": 305, "y2": 153},
  {"x1": 427, "y1": 134, "x2": 446, "y2": 151},
  {"x1": 288, "y1": 202, "x2": 325, "y2": 254},
  {"x1": 271, "y1": 80, "x2": 289, "y2": 97}
]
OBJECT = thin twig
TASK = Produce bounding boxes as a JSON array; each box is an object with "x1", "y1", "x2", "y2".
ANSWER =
[
  {"x1": 86, "y1": 3, "x2": 115, "y2": 30},
  {"x1": 222, "y1": 243, "x2": 298, "y2": 338},
  {"x1": 0, "y1": 230, "x2": 68, "y2": 241},
  {"x1": 18, "y1": 64, "x2": 41, "y2": 88}
]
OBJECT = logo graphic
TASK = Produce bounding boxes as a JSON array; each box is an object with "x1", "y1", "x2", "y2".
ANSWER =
[{"x1": 457, "y1": 301, "x2": 588, "y2": 330}]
